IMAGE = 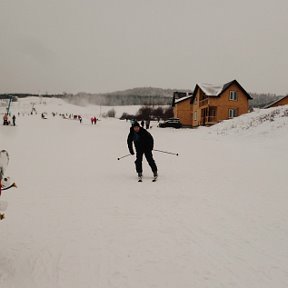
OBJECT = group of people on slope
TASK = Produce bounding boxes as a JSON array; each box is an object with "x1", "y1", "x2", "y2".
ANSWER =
[
  {"x1": 91, "y1": 116, "x2": 97, "y2": 125},
  {"x1": 3, "y1": 114, "x2": 16, "y2": 126}
]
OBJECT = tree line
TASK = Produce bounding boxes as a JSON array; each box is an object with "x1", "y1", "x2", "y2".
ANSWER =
[
  {"x1": 0, "y1": 89, "x2": 284, "y2": 108},
  {"x1": 119, "y1": 106, "x2": 174, "y2": 121}
]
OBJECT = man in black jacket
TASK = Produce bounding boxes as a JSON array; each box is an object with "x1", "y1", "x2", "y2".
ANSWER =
[{"x1": 127, "y1": 122, "x2": 158, "y2": 180}]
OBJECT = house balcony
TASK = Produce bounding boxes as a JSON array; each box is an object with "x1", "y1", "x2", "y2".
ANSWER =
[{"x1": 199, "y1": 98, "x2": 209, "y2": 107}]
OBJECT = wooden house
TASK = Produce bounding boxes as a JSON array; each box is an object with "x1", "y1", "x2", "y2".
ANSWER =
[
  {"x1": 264, "y1": 95, "x2": 288, "y2": 108},
  {"x1": 173, "y1": 80, "x2": 252, "y2": 127},
  {"x1": 172, "y1": 92, "x2": 193, "y2": 126}
]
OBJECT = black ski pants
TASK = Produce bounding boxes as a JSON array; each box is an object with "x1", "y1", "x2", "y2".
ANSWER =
[{"x1": 135, "y1": 150, "x2": 157, "y2": 174}]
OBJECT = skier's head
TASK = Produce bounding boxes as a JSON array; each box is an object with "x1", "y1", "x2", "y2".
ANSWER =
[{"x1": 132, "y1": 122, "x2": 140, "y2": 132}]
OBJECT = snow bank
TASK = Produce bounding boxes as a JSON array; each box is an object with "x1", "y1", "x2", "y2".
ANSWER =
[{"x1": 205, "y1": 106, "x2": 288, "y2": 136}]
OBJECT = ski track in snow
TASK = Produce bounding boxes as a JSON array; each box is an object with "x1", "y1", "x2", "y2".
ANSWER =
[{"x1": 1, "y1": 98, "x2": 288, "y2": 288}]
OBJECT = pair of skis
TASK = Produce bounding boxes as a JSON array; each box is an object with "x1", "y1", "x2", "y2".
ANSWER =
[
  {"x1": 1, "y1": 178, "x2": 17, "y2": 191},
  {"x1": 138, "y1": 175, "x2": 158, "y2": 182}
]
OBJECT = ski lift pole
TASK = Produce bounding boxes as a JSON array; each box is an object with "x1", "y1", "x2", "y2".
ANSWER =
[
  {"x1": 153, "y1": 149, "x2": 179, "y2": 156},
  {"x1": 7, "y1": 95, "x2": 13, "y2": 115}
]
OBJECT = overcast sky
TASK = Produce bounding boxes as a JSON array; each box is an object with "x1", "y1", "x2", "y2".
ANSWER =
[{"x1": 0, "y1": 0, "x2": 287, "y2": 95}]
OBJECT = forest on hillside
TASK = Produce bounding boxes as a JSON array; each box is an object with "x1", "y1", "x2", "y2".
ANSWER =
[{"x1": 62, "y1": 87, "x2": 187, "y2": 106}]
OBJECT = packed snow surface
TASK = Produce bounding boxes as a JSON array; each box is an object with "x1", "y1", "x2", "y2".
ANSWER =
[{"x1": 1, "y1": 98, "x2": 288, "y2": 288}]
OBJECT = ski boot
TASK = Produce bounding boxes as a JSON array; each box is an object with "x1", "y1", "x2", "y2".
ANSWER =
[
  {"x1": 138, "y1": 173, "x2": 143, "y2": 182},
  {"x1": 152, "y1": 171, "x2": 158, "y2": 182}
]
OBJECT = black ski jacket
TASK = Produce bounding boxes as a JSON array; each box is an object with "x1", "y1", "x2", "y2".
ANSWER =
[{"x1": 127, "y1": 127, "x2": 154, "y2": 154}]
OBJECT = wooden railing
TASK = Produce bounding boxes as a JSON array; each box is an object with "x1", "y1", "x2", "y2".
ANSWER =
[
  {"x1": 199, "y1": 98, "x2": 208, "y2": 107},
  {"x1": 200, "y1": 116, "x2": 217, "y2": 125}
]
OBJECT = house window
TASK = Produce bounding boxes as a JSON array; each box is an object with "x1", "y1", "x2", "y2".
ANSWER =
[
  {"x1": 210, "y1": 107, "x2": 217, "y2": 117},
  {"x1": 229, "y1": 91, "x2": 237, "y2": 101},
  {"x1": 194, "y1": 96, "x2": 197, "y2": 104},
  {"x1": 194, "y1": 111, "x2": 197, "y2": 121},
  {"x1": 228, "y1": 108, "x2": 238, "y2": 118}
]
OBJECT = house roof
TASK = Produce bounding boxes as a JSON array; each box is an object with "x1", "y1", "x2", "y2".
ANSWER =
[
  {"x1": 174, "y1": 95, "x2": 192, "y2": 104},
  {"x1": 263, "y1": 95, "x2": 288, "y2": 108},
  {"x1": 197, "y1": 83, "x2": 224, "y2": 96},
  {"x1": 191, "y1": 79, "x2": 252, "y2": 103},
  {"x1": 172, "y1": 91, "x2": 193, "y2": 106}
]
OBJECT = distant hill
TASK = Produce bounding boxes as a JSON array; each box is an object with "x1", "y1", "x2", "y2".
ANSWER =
[
  {"x1": 63, "y1": 87, "x2": 191, "y2": 106},
  {"x1": 249, "y1": 93, "x2": 283, "y2": 108},
  {"x1": 64, "y1": 89, "x2": 282, "y2": 107}
]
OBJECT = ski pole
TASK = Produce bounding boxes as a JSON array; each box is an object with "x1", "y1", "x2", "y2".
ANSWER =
[
  {"x1": 153, "y1": 149, "x2": 179, "y2": 156},
  {"x1": 117, "y1": 154, "x2": 132, "y2": 160}
]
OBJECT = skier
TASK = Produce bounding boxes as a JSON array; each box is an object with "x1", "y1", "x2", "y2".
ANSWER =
[
  {"x1": 0, "y1": 150, "x2": 10, "y2": 196},
  {"x1": 145, "y1": 119, "x2": 150, "y2": 129},
  {"x1": 0, "y1": 150, "x2": 17, "y2": 220},
  {"x1": 0, "y1": 152, "x2": 6, "y2": 219},
  {"x1": 127, "y1": 122, "x2": 158, "y2": 181},
  {"x1": 0, "y1": 174, "x2": 16, "y2": 220},
  {"x1": 12, "y1": 115, "x2": 16, "y2": 126},
  {"x1": 3, "y1": 114, "x2": 9, "y2": 125},
  {"x1": 0, "y1": 167, "x2": 3, "y2": 196},
  {"x1": 0, "y1": 171, "x2": 3, "y2": 220}
]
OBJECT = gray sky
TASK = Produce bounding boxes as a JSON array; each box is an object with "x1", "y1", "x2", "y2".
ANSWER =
[{"x1": 0, "y1": 0, "x2": 287, "y2": 95}]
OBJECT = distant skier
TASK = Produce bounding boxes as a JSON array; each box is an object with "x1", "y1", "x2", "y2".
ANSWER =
[
  {"x1": 127, "y1": 122, "x2": 158, "y2": 181},
  {"x1": 12, "y1": 115, "x2": 16, "y2": 126},
  {"x1": 141, "y1": 120, "x2": 144, "y2": 127},
  {"x1": 145, "y1": 119, "x2": 150, "y2": 129},
  {"x1": 130, "y1": 119, "x2": 136, "y2": 126},
  {"x1": 3, "y1": 114, "x2": 9, "y2": 125}
]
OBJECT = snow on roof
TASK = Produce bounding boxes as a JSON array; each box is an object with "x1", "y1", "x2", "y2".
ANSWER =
[
  {"x1": 174, "y1": 95, "x2": 192, "y2": 104},
  {"x1": 197, "y1": 83, "x2": 224, "y2": 96}
]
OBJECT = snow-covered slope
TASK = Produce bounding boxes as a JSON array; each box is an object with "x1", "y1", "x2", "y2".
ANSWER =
[
  {"x1": 205, "y1": 106, "x2": 288, "y2": 136},
  {"x1": 1, "y1": 99, "x2": 288, "y2": 288},
  {"x1": 2, "y1": 96, "x2": 142, "y2": 119}
]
